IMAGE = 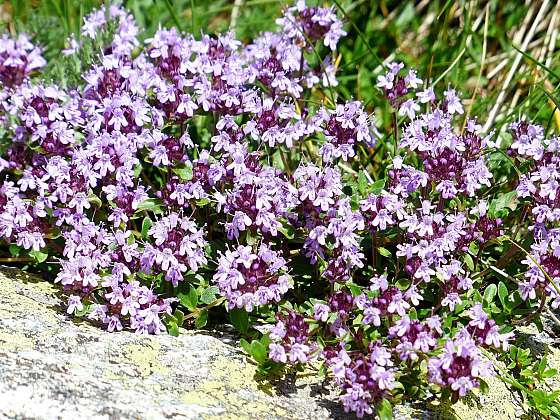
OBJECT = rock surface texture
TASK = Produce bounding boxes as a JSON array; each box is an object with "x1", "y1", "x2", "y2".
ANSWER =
[{"x1": 0, "y1": 267, "x2": 558, "y2": 420}]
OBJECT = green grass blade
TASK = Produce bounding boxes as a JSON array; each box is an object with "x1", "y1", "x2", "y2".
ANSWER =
[
  {"x1": 330, "y1": 0, "x2": 382, "y2": 66},
  {"x1": 512, "y1": 44, "x2": 560, "y2": 82},
  {"x1": 164, "y1": 0, "x2": 183, "y2": 31}
]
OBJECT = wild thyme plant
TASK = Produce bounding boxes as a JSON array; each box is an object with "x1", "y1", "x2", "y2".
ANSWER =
[{"x1": 0, "y1": 2, "x2": 559, "y2": 418}]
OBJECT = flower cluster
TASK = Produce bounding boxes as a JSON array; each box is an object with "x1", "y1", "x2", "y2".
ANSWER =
[
  {"x1": 276, "y1": 0, "x2": 346, "y2": 52},
  {"x1": 214, "y1": 243, "x2": 292, "y2": 311},
  {"x1": 89, "y1": 277, "x2": 175, "y2": 335},
  {"x1": 518, "y1": 230, "x2": 560, "y2": 307},
  {"x1": 268, "y1": 310, "x2": 315, "y2": 364},
  {"x1": 467, "y1": 304, "x2": 513, "y2": 349},
  {"x1": 64, "y1": 5, "x2": 139, "y2": 57},
  {"x1": 0, "y1": 33, "x2": 46, "y2": 88},
  {"x1": 511, "y1": 121, "x2": 560, "y2": 307},
  {"x1": 428, "y1": 329, "x2": 494, "y2": 397},
  {"x1": 141, "y1": 213, "x2": 208, "y2": 286},
  {"x1": 319, "y1": 101, "x2": 378, "y2": 162},
  {"x1": 328, "y1": 344, "x2": 396, "y2": 417}
]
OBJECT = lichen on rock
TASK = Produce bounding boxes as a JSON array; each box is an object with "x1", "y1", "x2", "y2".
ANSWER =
[
  {"x1": 0, "y1": 267, "x2": 343, "y2": 419},
  {"x1": 0, "y1": 266, "x2": 557, "y2": 420}
]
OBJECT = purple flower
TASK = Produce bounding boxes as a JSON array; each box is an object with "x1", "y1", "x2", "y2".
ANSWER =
[
  {"x1": 269, "y1": 343, "x2": 288, "y2": 363},
  {"x1": 67, "y1": 295, "x2": 84, "y2": 314},
  {"x1": 0, "y1": 33, "x2": 46, "y2": 88},
  {"x1": 313, "y1": 303, "x2": 330, "y2": 322},
  {"x1": 214, "y1": 243, "x2": 292, "y2": 311},
  {"x1": 142, "y1": 213, "x2": 207, "y2": 285}
]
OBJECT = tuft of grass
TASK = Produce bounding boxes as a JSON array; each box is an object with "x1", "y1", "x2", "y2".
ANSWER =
[{"x1": 1, "y1": 0, "x2": 558, "y2": 140}]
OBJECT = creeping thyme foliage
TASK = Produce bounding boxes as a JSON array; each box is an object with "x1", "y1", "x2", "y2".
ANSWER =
[{"x1": 1, "y1": 2, "x2": 559, "y2": 418}]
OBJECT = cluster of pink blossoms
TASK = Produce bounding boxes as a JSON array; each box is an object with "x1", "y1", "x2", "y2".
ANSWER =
[
  {"x1": 511, "y1": 121, "x2": 560, "y2": 307},
  {"x1": 0, "y1": 2, "x2": 357, "y2": 335}
]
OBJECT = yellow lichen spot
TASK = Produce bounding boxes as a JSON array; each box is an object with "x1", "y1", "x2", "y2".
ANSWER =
[
  {"x1": 180, "y1": 386, "x2": 280, "y2": 419},
  {"x1": 448, "y1": 375, "x2": 518, "y2": 420},
  {"x1": 180, "y1": 391, "x2": 211, "y2": 406},
  {"x1": 121, "y1": 342, "x2": 169, "y2": 377},
  {"x1": 0, "y1": 330, "x2": 34, "y2": 351},
  {"x1": 210, "y1": 356, "x2": 260, "y2": 391},
  {"x1": 103, "y1": 369, "x2": 130, "y2": 382},
  {"x1": 179, "y1": 357, "x2": 286, "y2": 418},
  {"x1": 0, "y1": 272, "x2": 61, "y2": 327}
]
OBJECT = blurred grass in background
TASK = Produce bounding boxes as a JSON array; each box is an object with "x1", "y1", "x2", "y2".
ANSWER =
[{"x1": 1, "y1": 0, "x2": 559, "y2": 140}]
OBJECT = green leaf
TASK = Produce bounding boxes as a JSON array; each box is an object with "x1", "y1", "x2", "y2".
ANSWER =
[
  {"x1": 75, "y1": 303, "x2": 90, "y2": 317},
  {"x1": 135, "y1": 198, "x2": 164, "y2": 214},
  {"x1": 408, "y1": 307, "x2": 418, "y2": 320},
  {"x1": 378, "y1": 247, "x2": 391, "y2": 257},
  {"x1": 537, "y1": 356, "x2": 547, "y2": 375},
  {"x1": 472, "y1": 290, "x2": 483, "y2": 303},
  {"x1": 250, "y1": 340, "x2": 268, "y2": 364},
  {"x1": 352, "y1": 313, "x2": 364, "y2": 326},
  {"x1": 29, "y1": 250, "x2": 48, "y2": 263},
  {"x1": 371, "y1": 178, "x2": 386, "y2": 195},
  {"x1": 88, "y1": 192, "x2": 102, "y2": 208},
  {"x1": 178, "y1": 285, "x2": 198, "y2": 311},
  {"x1": 229, "y1": 308, "x2": 249, "y2": 334},
  {"x1": 141, "y1": 216, "x2": 153, "y2": 239},
  {"x1": 277, "y1": 224, "x2": 295, "y2": 239},
  {"x1": 479, "y1": 378, "x2": 489, "y2": 394},
  {"x1": 377, "y1": 398, "x2": 393, "y2": 420},
  {"x1": 484, "y1": 284, "x2": 497, "y2": 303},
  {"x1": 488, "y1": 191, "x2": 517, "y2": 218},
  {"x1": 200, "y1": 286, "x2": 220, "y2": 304},
  {"x1": 196, "y1": 197, "x2": 211, "y2": 207},
  {"x1": 357, "y1": 171, "x2": 367, "y2": 194},
  {"x1": 134, "y1": 165, "x2": 142, "y2": 181},
  {"x1": 347, "y1": 282, "x2": 362, "y2": 297},
  {"x1": 240, "y1": 338, "x2": 251, "y2": 355},
  {"x1": 464, "y1": 254, "x2": 475, "y2": 271},
  {"x1": 195, "y1": 309, "x2": 208, "y2": 329},
  {"x1": 498, "y1": 281, "x2": 508, "y2": 306},
  {"x1": 534, "y1": 316, "x2": 544, "y2": 332},
  {"x1": 246, "y1": 229, "x2": 258, "y2": 245},
  {"x1": 174, "y1": 309, "x2": 185, "y2": 326},
  {"x1": 9, "y1": 244, "x2": 21, "y2": 257},
  {"x1": 172, "y1": 163, "x2": 193, "y2": 181},
  {"x1": 167, "y1": 321, "x2": 180, "y2": 337},
  {"x1": 317, "y1": 363, "x2": 327, "y2": 380}
]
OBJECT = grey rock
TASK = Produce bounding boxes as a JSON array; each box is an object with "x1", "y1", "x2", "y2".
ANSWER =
[
  {"x1": 1, "y1": 266, "x2": 558, "y2": 420},
  {"x1": 0, "y1": 267, "x2": 343, "y2": 420}
]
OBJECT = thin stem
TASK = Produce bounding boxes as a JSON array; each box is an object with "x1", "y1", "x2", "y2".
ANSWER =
[
  {"x1": 330, "y1": 0, "x2": 383, "y2": 66},
  {"x1": 229, "y1": 0, "x2": 243, "y2": 34},
  {"x1": 392, "y1": 112, "x2": 398, "y2": 156},
  {"x1": 184, "y1": 297, "x2": 226, "y2": 321},
  {"x1": 279, "y1": 146, "x2": 292, "y2": 177},
  {"x1": 0, "y1": 257, "x2": 37, "y2": 263},
  {"x1": 512, "y1": 290, "x2": 546, "y2": 325},
  {"x1": 190, "y1": 0, "x2": 196, "y2": 34},
  {"x1": 504, "y1": 236, "x2": 560, "y2": 296},
  {"x1": 371, "y1": 232, "x2": 377, "y2": 270}
]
